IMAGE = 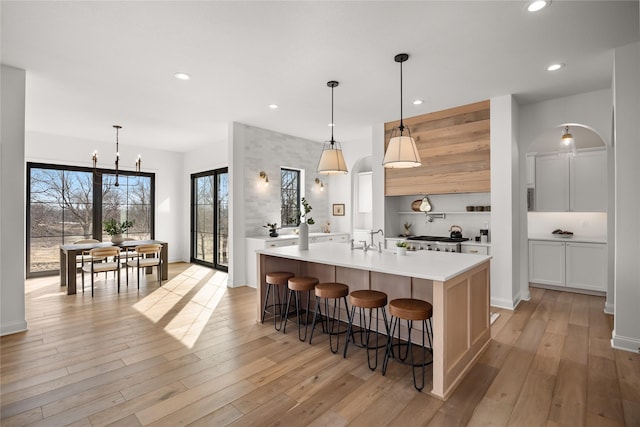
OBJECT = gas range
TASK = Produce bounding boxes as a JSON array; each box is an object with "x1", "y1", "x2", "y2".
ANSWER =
[{"x1": 405, "y1": 235, "x2": 470, "y2": 253}]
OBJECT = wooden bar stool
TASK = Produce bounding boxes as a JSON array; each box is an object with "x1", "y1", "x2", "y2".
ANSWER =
[
  {"x1": 343, "y1": 290, "x2": 389, "y2": 371},
  {"x1": 283, "y1": 276, "x2": 319, "y2": 341},
  {"x1": 261, "y1": 271, "x2": 294, "y2": 331},
  {"x1": 309, "y1": 282, "x2": 351, "y2": 354},
  {"x1": 382, "y1": 298, "x2": 433, "y2": 391}
]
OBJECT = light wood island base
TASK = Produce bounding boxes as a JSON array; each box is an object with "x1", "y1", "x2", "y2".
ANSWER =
[{"x1": 256, "y1": 246, "x2": 491, "y2": 400}]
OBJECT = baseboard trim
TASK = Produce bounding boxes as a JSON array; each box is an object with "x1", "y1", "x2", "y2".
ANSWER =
[
  {"x1": 611, "y1": 331, "x2": 640, "y2": 354},
  {"x1": 0, "y1": 319, "x2": 28, "y2": 336},
  {"x1": 604, "y1": 301, "x2": 614, "y2": 315},
  {"x1": 490, "y1": 296, "x2": 518, "y2": 310}
]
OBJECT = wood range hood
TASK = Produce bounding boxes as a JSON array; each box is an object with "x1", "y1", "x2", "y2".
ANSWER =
[{"x1": 384, "y1": 100, "x2": 491, "y2": 196}]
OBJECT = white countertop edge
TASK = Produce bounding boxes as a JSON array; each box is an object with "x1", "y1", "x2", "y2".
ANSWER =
[
  {"x1": 256, "y1": 242, "x2": 491, "y2": 282},
  {"x1": 247, "y1": 232, "x2": 348, "y2": 242},
  {"x1": 528, "y1": 234, "x2": 607, "y2": 244}
]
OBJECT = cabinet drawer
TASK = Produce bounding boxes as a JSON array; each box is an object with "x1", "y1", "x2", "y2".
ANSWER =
[
  {"x1": 266, "y1": 239, "x2": 297, "y2": 248},
  {"x1": 461, "y1": 245, "x2": 488, "y2": 255}
]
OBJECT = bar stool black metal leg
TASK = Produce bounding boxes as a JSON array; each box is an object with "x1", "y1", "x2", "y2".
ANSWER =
[
  {"x1": 282, "y1": 288, "x2": 294, "y2": 334},
  {"x1": 261, "y1": 283, "x2": 272, "y2": 324},
  {"x1": 382, "y1": 316, "x2": 398, "y2": 375},
  {"x1": 309, "y1": 296, "x2": 322, "y2": 345},
  {"x1": 343, "y1": 305, "x2": 357, "y2": 358}
]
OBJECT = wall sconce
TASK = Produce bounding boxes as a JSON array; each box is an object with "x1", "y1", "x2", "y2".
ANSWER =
[
  {"x1": 259, "y1": 171, "x2": 269, "y2": 186},
  {"x1": 92, "y1": 150, "x2": 98, "y2": 168},
  {"x1": 315, "y1": 178, "x2": 324, "y2": 191},
  {"x1": 135, "y1": 154, "x2": 142, "y2": 173}
]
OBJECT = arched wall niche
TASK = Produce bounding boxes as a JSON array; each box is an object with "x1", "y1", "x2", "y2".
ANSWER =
[
  {"x1": 351, "y1": 155, "x2": 372, "y2": 236},
  {"x1": 526, "y1": 123, "x2": 606, "y2": 154}
]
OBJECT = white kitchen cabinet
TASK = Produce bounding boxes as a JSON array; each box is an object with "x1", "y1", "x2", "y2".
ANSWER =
[
  {"x1": 461, "y1": 244, "x2": 489, "y2": 255},
  {"x1": 565, "y1": 242, "x2": 607, "y2": 292},
  {"x1": 529, "y1": 240, "x2": 565, "y2": 286},
  {"x1": 526, "y1": 154, "x2": 536, "y2": 188},
  {"x1": 571, "y1": 150, "x2": 607, "y2": 212},
  {"x1": 529, "y1": 239, "x2": 607, "y2": 292},
  {"x1": 534, "y1": 149, "x2": 606, "y2": 212}
]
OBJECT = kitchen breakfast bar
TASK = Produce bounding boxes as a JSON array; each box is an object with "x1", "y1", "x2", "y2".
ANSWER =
[{"x1": 256, "y1": 242, "x2": 491, "y2": 400}]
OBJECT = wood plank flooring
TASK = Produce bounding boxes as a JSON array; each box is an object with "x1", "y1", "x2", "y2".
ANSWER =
[{"x1": 2, "y1": 263, "x2": 639, "y2": 426}]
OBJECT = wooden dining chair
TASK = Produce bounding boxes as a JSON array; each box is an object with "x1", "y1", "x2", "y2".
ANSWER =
[
  {"x1": 81, "y1": 246, "x2": 122, "y2": 297},
  {"x1": 126, "y1": 244, "x2": 163, "y2": 289},
  {"x1": 74, "y1": 239, "x2": 100, "y2": 293}
]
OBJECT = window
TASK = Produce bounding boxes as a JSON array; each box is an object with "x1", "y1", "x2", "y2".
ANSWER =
[
  {"x1": 191, "y1": 168, "x2": 228, "y2": 271},
  {"x1": 27, "y1": 163, "x2": 154, "y2": 277},
  {"x1": 280, "y1": 168, "x2": 300, "y2": 227}
]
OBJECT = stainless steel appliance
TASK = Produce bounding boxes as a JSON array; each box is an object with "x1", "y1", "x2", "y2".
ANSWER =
[{"x1": 406, "y1": 235, "x2": 470, "y2": 253}]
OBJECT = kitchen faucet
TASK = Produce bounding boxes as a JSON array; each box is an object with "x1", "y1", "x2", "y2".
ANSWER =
[{"x1": 368, "y1": 229, "x2": 384, "y2": 252}]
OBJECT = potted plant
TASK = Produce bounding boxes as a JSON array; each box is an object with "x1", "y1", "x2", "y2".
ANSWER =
[
  {"x1": 263, "y1": 222, "x2": 279, "y2": 237},
  {"x1": 299, "y1": 197, "x2": 315, "y2": 225},
  {"x1": 395, "y1": 240, "x2": 408, "y2": 256},
  {"x1": 104, "y1": 219, "x2": 133, "y2": 244},
  {"x1": 298, "y1": 197, "x2": 314, "y2": 250}
]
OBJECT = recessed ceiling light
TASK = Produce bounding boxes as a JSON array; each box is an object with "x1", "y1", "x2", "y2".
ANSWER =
[
  {"x1": 268, "y1": 104, "x2": 279, "y2": 109},
  {"x1": 527, "y1": 0, "x2": 550, "y2": 12},
  {"x1": 547, "y1": 63, "x2": 564, "y2": 71},
  {"x1": 413, "y1": 99, "x2": 423, "y2": 105},
  {"x1": 174, "y1": 72, "x2": 191, "y2": 80}
]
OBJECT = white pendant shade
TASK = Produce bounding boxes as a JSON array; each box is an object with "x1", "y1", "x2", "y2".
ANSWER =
[
  {"x1": 559, "y1": 126, "x2": 577, "y2": 157},
  {"x1": 382, "y1": 135, "x2": 421, "y2": 168},
  {"x1": 317, "y1": 141, "x2": 348, "y2": 174}
]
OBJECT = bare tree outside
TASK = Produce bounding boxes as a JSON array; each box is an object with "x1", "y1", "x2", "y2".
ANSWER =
[
  {"x1": 280, "y1": 168, "x2": 300, "y2": 227},
  {"x1": 191, "y1": 169, "x2": 228, "y2": 269},
  {"x1": 27, "y1": 165, "x2": 154, "y2": 275}
]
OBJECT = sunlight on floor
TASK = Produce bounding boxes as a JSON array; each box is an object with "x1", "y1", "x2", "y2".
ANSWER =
[{"x1": 133, "y1": 265, "x2": 228, "y2": 348}]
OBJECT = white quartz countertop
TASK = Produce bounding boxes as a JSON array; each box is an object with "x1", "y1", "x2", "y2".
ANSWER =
[
  {"x1": 256, "y1": 241, "x2": 491, "y2": 282},
  {"x1": 528, "y1": 234, "x2": 607, "y2": 244},
  {"x1": 247, "y1": 232, "x2": 347, "y2": 242}
]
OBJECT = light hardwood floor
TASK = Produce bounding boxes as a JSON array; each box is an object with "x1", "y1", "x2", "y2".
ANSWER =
[{"x1": 1, "y1": 263, "x2": 639, "y2": 426}]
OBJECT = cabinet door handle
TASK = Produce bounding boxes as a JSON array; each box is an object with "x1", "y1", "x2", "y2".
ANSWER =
[
  {"x1": 470, "y1": 249, "x2": 478, "y2": 253},
  {"x1": 329, "y1": 238, "x2": 333, "y2": 240},
  {"x1": 269, "y1": 244, "x2": 276, "y2": 247}
]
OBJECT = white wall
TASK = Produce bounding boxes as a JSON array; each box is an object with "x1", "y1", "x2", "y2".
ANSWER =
[
  {"x1": 182, "y1": 139, "x2": 228, "y2": 262},
  {"x1": 1, "y1": 65, "x2": 28, "y2": 336},
  {"x1": 490, "y1": 95, "x2": 522, "y2": 309},
  {"x1": 24, "y1": 132, "x2": 186, "y2": 263},
  {"x1": 518, "y1": 89, "x2": 614, "y2": 309},
  {"x1": 612, "y1": 41, "x2": 640, "y2": 353},
  {"x1": 528, "y1": 212, "x2": 607, "y2": 237},
  {"x1": 229, "y1": 122, "x2": 331, "y2": 286}
]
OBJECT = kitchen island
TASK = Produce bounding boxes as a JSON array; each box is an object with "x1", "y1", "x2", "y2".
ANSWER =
[{"x1": 256, "y1": 242, "x2": 491, "y2": 400}]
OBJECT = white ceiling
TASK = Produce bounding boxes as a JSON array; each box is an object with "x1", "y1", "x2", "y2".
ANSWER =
[{"x1": 2, "y1": 1, "x2": 638, "y2": 153}]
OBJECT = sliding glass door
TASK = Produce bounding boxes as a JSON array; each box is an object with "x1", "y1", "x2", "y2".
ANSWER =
[{"x1": 191, "y1": 168, "x2": 228, "y2": 271}]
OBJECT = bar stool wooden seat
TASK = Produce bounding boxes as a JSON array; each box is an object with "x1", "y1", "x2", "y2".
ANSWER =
[
  {"x1": 382, "y1": 298, "x2": 434, "y2": 391},
  {"x1": 343, "y1": 290, "x2": 389, "y2": 370},
  {"x1": 283, "y1": 276, "x2": 319, "y2": 341},
  {"x1": 309, "y1": 282, "x2": 351, "y2": 353},
  {"x1": 261, "y1": 271, "x2": 294, "y2": 331}
]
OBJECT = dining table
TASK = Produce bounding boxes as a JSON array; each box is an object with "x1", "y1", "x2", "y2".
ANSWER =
[{"x1": 59, "y1": 239, "x2": 168, "y2": 295}]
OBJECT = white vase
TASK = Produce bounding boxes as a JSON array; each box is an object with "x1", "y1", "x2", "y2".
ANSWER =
[
  {"x1": 299, "y1": 222, "x2": 309, "y2": 250},
  {"x1": 397, "y1": 247, "x2": 407, "y2": 257},
  {"x1": 111, "y1": 234, "x2": 124, "y2": 244}
]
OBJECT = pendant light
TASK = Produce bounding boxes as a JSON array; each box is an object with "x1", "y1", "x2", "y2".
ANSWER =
[
  {"x1": 317, "y1": 81, "x2": 348, "y2": 174},
  {"x1": 559, "y1": 125, "x2": 577, "y2": 157},
  {"x1": 383, "y1": 53, "x2": 421, "y2": 168},
  {"x1": 91, "y1": 124, "x2": 142, "y2": 186}
]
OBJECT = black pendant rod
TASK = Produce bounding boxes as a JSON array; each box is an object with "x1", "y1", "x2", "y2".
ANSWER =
[
  {"x1": 395, "y1": 53, "x2": 409, "y2": 135},
  {"x1": 113, "y1": 125, "x2": 121, "y2": 187},
  {"x1": 327, "y1": 81, "x2": 339, "y2": 146}
]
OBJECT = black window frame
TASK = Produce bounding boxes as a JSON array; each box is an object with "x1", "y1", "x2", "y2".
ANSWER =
[
  {"x1": 190, "y1": 167, "x2": 228, "y2": 272},
  {"x1": 280, "y1": 168, "x2": 301, "y2": 228},
  {"x1": 26, "y1": 162, "x2": 155, "y2": 278}
]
